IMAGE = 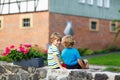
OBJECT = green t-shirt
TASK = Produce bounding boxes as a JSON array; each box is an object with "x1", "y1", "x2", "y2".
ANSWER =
[{"x1": 47, "y1": 44, "x2": 60, "y2": 68}]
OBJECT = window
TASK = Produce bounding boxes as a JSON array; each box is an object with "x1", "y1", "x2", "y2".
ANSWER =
[
  {"x1": 22, "y1": 18, "x2": 30, "y2": 27},
  {"x1": 111, "y1": 24, "x2": 116, "y2": 31},
  {"x1": 87, "y1": 0, "x2": 93, "y2": 5},
  {"x1": 0, "y1": 18, "x2": 3, "y2": 30},
  {"x1": 89, "y1": 19, "x2": 99, "y2": 31},
  {"x1": 78, "y1": 0, "x2": 85, "y2": 3},
  {"x1": 0, "y1": 20, "x2": 1, "y2": 28},
  {"x1": 20, "y1": 14, "x2": 33, "y2": 29},
  {"x1": 104, "y1": 0, "x2": 110, "y2": 8},
  {"x1": 97, "y1": 0, "x2": 103, "y2": 7},
  {"x1": 110, "y1": 22, "x2": 117, "y2": 32},
  {"x1": 91, "y1": 21, "x2": 97, "y2": 30}
]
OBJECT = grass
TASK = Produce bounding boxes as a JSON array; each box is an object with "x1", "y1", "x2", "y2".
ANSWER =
[
  {"x1": 88, "y1": 53, "x2": 120, "y2": 66},
  {"x1": 88, "y1": 53, "x2": 120, "y2": 72},
  {"x1": 104, "y1": 67, "x2": 120, "y2": 72}
]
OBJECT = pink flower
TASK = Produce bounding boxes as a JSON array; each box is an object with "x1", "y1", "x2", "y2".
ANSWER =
[
  {"x1": 2, "y1": 52, "x2": 8, "y2": 56},
  {"x1": 2, "y1": 44, "x2": 47, "y2": 61},
  {"x1": 5, "y1": 47, "x2": 10, "y2": 54},
  {"x1": 10, "y1": 45, "x2": 15, "y2": 49},
  {"x1": 2, "y1": 47, "x2": 10, "y2": 56},
  {"x1": 24, "y1": 44, "x2": 32, "y2": 48},
  {"x1": 18, "y1": 47, "x2": 25, "y2": 52},
  {"x1": 43, "y1": 49, "x2": 47, "y2": 54},
  {"x1": 23, "y1": 49, "x2": 29, "y2": 54}
]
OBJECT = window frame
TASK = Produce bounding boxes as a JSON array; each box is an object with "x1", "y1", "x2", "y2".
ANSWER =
[
  {"x1": 97, "y1": 0, "x2": 103, "y2": 7},
  {"x1": 0, "y1": 17, "x2": 3, "y2": 30},
  {"x1": 89, "y1": 19, "x2": 99, "y2": 31},
  {"x1": 110, "y1": 22, "x2": 118, "y2": 32},
  {"x1": 78, "y1": 0, "x2": 85, "y2": 3},
  {"x1": 20, "y1": 14, "x2": 33, "y2": 29},
  {"x1": 0, "y1": 20, "x2": 1, "y2": 29},
  {"x1": 22, "y1": 18, "x2": 31, "y2": 27},
  {"x1": 87, "y1": 0, "x2": 93, "y2": 5},
  {"x1": 104, "y1": 0, "x2": 110, "y2": 8}
]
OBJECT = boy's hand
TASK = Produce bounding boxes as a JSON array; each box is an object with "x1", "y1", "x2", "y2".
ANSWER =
[
  {"x1": 60, "y1": 66, "x2": 66, "y2": 69},
  {"x1": 78, "y1": 59, "x2": 86, "y2": 69},
  {"x1": 54, "y1": 55, "x2": 66, "y2": 69}
]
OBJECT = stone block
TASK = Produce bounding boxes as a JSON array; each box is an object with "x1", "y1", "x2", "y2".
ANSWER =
[
  {"x1": 0, "y1": 66, "x2": 6, "y2": 74},
  {"x1": 115, "y1": 75, "x2": 120, "y2": 80},
  {"x1": 95, "y1": 74, "x2": 108, "y2": 80},
  {"x1": 9, "y1": 74, "x2": 20, "y2": 80}
]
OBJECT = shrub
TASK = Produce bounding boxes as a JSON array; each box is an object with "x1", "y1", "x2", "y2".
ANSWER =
[
  {"x1": 78, "y1": 48, "x2": 94, "y2": 56},
  {"x1": 94, "y1": 49, "x2": 109, "y2": 54},
  {"x1": 2, "y1": 44, "x2": 47, "y2": 61},
  {"x1": 106, "y1": 45, "x2": 120, "y2": 52},
  {"x1": 83, "y1": 49, "x2": 94, "y2": 56},
  {"x1": 78, "y1": 48, "x2": 88, "y2": 56}
]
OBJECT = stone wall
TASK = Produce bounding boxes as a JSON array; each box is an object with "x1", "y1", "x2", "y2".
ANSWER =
[{"x1": 0, "y1": 62, "x2": 120, "y2": 80}]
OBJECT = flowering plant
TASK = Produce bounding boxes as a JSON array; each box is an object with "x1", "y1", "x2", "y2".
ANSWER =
[{"x1": 2, "y1": 44, "x2": 47, "y2": 61}]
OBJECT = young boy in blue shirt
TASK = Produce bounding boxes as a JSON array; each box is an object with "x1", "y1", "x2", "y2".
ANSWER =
[{"x1": 61, "y1": 35, "x2": 89, "y2": 69}]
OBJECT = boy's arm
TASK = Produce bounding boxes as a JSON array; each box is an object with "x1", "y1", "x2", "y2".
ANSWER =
[{"x1": 54, "y1": 55, "x2": 65, "y2": 69}]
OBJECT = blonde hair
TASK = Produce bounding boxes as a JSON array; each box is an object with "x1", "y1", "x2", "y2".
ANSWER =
[
  {"x1": 50, "y1": 32, "x2": 61, "y2": 43},
  {"x1": 62, "y1": 35, "x2": 74, "y2": 48}
]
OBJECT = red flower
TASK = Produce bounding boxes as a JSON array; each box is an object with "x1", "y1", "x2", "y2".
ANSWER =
[
  {"x1": 2, "y1": 44, "x2": 47, "y2": 61},
  {"x1": 24, "y1": 44, "x2": 32, "y2": 48},
  {"x1": 2, "y1": 52, "x2": 8, "y2": 56},
  {"x1": 2, "y1": 47, "x2": 10, "y2": 56},
  {"x1": 5, "y1": 47, "x2": 10, "y2": 54},
  {"x1": 10, "y1": 45, "x2": 15, "y2": 49},
  {"x1": 43, "y1": 49, "x2": 47, "y2": 54},
  {"x1": 18, "y1": 47, "x2": 25, "y2": 52},
  {"x1": 23, "y1": 49, "x2": 29, "y2": 54}
]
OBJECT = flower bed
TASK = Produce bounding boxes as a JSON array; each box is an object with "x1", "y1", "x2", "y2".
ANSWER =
[{"x1": 2, "y1": 44, "x2": 47, "y2": 67}]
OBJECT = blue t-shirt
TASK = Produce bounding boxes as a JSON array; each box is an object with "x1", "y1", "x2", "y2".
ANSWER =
[{"x1": 61, "y1": 48, "x2": 81, "y2": 65}]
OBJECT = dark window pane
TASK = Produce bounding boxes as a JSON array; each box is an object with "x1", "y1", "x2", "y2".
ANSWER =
[
  {"x1": 91, "y1": 21, "x2": 97, "y2": 30},
  {"x1": 111, "y1": 23, "x2": 116, "y2": 31},
  {"x1": 22, "y1": 18, "x2": 30, "y2": 27},
  {"x1": 0, "y1": 21, "x2": 1, "y2": 28}
]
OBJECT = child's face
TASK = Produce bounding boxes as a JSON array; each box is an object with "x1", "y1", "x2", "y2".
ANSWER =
[{"x1": 52, "y1": 39, "x2": 61, "y2": 46}]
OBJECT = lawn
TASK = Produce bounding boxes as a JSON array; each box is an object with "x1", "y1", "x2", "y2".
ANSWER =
[{"x1": 87, "y1": 53, "x2": 120, "y2": 67}]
